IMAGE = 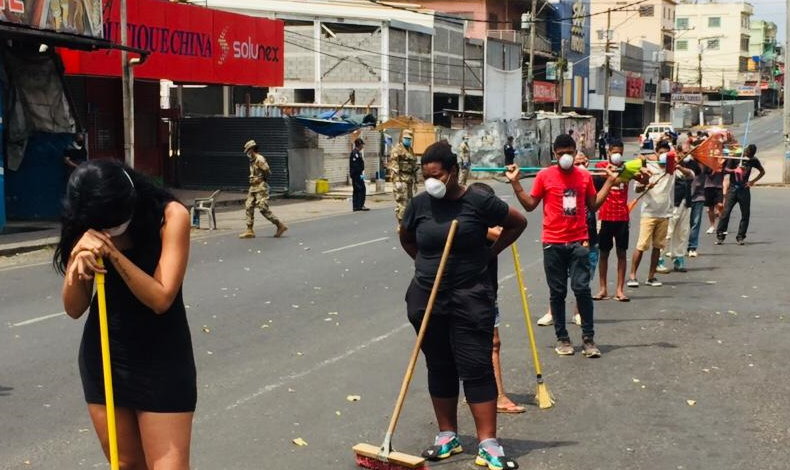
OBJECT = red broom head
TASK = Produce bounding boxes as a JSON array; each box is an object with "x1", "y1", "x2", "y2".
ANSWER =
[{"x1": 355, "y1": 454, "x2": 428, "y2": 470}]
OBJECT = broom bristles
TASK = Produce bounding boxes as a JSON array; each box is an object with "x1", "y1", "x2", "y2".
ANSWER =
[
  {"x1": 536, "y1": 382, "x2": 555, "y2": 409},
  {"x1": 355, "y1": 454, "x2": 428, "y2": 470}
]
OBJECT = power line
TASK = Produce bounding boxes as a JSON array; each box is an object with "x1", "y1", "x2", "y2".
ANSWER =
[{"x1": 363, "y1": 0, "x2": 650, "y2": 26}]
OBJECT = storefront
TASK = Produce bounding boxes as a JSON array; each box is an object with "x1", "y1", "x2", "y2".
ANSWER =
[
  {"x1": 0, "y1": 0, "x2": 145, "y2": 226},
  {"x1": 59, "y1": 0, "x2": 284, "y2": 185}
]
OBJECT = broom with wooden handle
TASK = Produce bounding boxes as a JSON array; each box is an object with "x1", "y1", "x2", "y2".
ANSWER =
[
  {"x1": 354, "y1": 220, "x2": 459, "y2": 470},
  {"x1": 95, "y1": 259, "x2": 120, "y2": 470},
  {"x1": 511, "y1": 244, "x2": 555, "y2": 409}
]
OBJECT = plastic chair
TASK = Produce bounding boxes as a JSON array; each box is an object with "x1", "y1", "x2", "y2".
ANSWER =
[{"x1": 190, "y1": 190, "x2": 221, "y2": 230}]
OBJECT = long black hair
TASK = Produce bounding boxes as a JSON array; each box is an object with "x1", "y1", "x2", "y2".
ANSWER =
[{"x1": 54, "y1": 160, "x2": 180, "y2": 274}]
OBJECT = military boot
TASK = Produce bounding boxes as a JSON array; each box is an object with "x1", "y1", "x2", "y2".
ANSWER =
[
  {"x1": 274, "y1": 222, "x2": 288, "y2": 238},
  {"x1": 239, "y1": 227, "x2": 255, "y2": 239}
]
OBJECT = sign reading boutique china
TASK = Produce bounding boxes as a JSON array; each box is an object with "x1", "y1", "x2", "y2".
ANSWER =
[{"x1": 60, "y1": 0, "x2": 284, "y2": 87}]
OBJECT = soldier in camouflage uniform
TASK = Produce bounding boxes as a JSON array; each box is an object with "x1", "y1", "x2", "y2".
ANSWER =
[
  {"x1": 239, "y1": 140, "x2": 288, "y2": 239},
  {"x1": 389, "y1": 129, "x2": 418, "y2": 223},
  {"x1": 458, "y1": 135, "x2": 471, "y2": 186}
]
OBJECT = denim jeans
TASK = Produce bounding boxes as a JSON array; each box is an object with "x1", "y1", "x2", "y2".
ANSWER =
[
  {"x1": 543, "y1": 242, "x2": 594, "y2": 340},
  {"x1": 717, "y1": 187, "x2": 751, "y2": 240},
  {"x1": 688, "y1": 201, "x2": 705, "y2": 251}
]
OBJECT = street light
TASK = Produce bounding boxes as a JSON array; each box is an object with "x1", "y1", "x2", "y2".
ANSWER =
[{"x1": 696, "y1": 35, "x2": 723, "y2": 126}]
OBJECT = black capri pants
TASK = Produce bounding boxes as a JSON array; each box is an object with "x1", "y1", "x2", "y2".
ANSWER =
[{"x1": 405, "y1": 278, "x2": 497, "y2": 404}]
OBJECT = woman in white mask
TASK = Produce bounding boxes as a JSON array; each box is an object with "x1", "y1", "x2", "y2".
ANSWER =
[
  {"x1": 399, "y1": 141, "x2": 526, "y2": 469},
  {"x1": 55, "y1": 160, "x2": 196, "y2": 470}
]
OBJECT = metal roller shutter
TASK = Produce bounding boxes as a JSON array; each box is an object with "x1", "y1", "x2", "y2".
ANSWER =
[{"x1": 177, "y1": 117, "x2": 291, "y2": 192}]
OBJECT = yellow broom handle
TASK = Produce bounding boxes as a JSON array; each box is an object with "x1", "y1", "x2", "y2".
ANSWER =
[
  {"x1": 511, "y1": 244, "x2": 543, "y2": 377},
  {"x1": 96, "y1": 259, "x2": 120, "y2": 470}
]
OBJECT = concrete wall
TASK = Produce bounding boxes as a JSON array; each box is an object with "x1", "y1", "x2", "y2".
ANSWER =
[{"x1": 288, "y1": 148, "x2": 324, "y2": 192}]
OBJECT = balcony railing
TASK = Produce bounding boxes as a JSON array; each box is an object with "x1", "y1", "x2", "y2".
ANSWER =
[{"x1": 487, "y1": 30, "x2": 553, "y2": 55}]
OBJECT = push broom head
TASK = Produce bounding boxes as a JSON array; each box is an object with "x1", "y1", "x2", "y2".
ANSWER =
[
  {"x1": 536, "y1": 382, "x2": 555, "y2": 409},
  {"x1": 353, "y1": 443, "x2": 427, "y2": 470}
]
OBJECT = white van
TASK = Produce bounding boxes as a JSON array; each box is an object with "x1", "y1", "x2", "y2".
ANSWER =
[{"x1": 639, "y1": 122, "x2": 675, "y2": 147}]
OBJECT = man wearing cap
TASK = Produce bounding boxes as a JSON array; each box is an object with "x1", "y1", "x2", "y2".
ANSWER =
[
  {"x1": 389, "y1": 129, "x2": 418, "y2": 223},
  {"x1": 239, "y1": 140, "x2": 288, "y2": 239},
  {"x1": 350, "y1": 138, "x2": 369, "y2": 212},
  {"x1": 458, "y1": 135, "x2": 471, "y2": 186}
]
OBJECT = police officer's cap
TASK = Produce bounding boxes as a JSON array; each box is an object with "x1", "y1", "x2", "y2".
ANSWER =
[{"x1": 354, "y1": 138, "x2": 365, "y2": 147}]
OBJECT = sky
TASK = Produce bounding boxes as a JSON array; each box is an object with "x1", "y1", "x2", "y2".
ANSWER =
[{"x1": 750, "y1": 0, "x2": 787, "y2": 42}]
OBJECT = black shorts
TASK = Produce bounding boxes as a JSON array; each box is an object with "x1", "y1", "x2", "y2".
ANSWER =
[
  {"x1": 704, "y1": 188, "x2": 723, "y2": 207},
  {"x1": 598, "y1": 221, "x2": 629, "y2": 252}
]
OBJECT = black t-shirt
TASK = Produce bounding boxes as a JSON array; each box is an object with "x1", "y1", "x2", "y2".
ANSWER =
[
  {"x1": 403, "y1": 190, "x2": 510, "y2": 291},
  {"x1": 725, "y1": 156, "x2": 763, "y2": 189},
  {"x1": 504, "y1": 144, "x2": 516, "y2": 165},
  {"x1": 349, "y1": 148, "x2": 364, "y2": 176}
]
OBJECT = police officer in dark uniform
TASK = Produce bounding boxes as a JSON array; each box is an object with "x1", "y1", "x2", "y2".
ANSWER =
[
  {"x1": 350, "y1": 138, "x2": 369, "y2": 211},
  {"x1": 503, "y1": 136, "x2": 516, "y2": 166}
]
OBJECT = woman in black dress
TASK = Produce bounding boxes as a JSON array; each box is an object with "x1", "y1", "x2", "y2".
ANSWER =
[
  {"x1": 399, "y1": 141, "x2": 526, "y2": 469},
  {"x1": 55, "y1": 160, "x2": 196, "y2": 469}
]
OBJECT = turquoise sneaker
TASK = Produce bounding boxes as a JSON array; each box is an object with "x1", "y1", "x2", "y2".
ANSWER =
[
  {"x1": 475, "y1": 439, "x2": 519, "y2": 470},
  {"x1": 421, "y1": 433, "x2": 463, "y2": 461}
]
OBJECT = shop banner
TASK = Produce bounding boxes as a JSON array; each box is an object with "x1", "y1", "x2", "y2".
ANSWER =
[
  {"x1": 60, "y1": 0, "x2": 284, "y2": 87},
  {"x1": 1, "y1": 0, "x2": 103, "y2": 37},
  {"x1": 626, "y1": 76, "x2": 644, "y2": 99},
  {"x1": 533, "y1": 81, "x2": 557, "y2": 103}
]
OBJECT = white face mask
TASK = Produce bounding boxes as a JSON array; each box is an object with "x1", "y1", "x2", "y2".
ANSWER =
[
  {"x1": 683, "y1": 156, "x2": 693, "y2": 163},
  {"x1": 558, "y1": 153, "x2": 574, "y2": 170},
  {"x1": 105, "y1": 219, "x2": 131, "y2": 237},
  {"x1": 658, "y1": 153, "x2": 668, "y2": 165},
  {"x1": 609, "y1": 153, "x2": 623, "y2": 166},
  {"x1": 424, "y1": 178, "x2": 447, "y2": 199}
]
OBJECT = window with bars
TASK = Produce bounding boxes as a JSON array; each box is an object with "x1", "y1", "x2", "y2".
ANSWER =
[
  {"x1": 639, "y1": 5, "x2": 654, "y2": 17},
  {"x1": 708, "y1": 17, "x2": 721, "y2": 28},
  {"x1": 676, "y1": 40, "x2": 688, "y2": 51},
  {"x1": 740, "y1": 35, "x2": 750, "y2": 51},
  {"x1": 707, "y1": 39, "x2": 720, "y2": 50},
  {"x1": 663, "y1": 35, "x2": 673, "y2": 51},
  {"x1": 676, "y1": 17, "x2": 689, "y2": 29},
  {"x1": 739, "y1": 57, "x2": 749, "y2": 72}
]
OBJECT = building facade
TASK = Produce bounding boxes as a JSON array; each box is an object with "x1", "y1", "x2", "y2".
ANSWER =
[{"x1": 674, "y1": 1, "x2": 754, "y2": 89}]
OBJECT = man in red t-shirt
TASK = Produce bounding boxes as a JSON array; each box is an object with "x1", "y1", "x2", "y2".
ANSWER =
[
  {"x1": 506, "y1": 134, "x2": 618, "y2": 358},
  {"x1": 594, "y1": 139, "x2": 631, "y2": 302}
]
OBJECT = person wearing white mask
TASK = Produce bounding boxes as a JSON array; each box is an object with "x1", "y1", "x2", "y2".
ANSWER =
[
  {"x1": 400, "y1": 141, "x2": 526, "y2": 469},
  {"x1": 628, "y1": 140, "x2": 675, "y2": 287},
  {"x1": 506, "y1": 134, "x2": 619, "y2": 358},
  {"x1": 54, "y1": 160, "x2": 196, "y2": 470},
  {"x1": 657, "y1": 151, "x2": 696, "y2": 273}
]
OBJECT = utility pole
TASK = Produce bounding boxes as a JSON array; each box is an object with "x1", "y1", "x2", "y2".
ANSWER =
[
  {"x1": 654, "y1": 51, "x2": 663, "y2": 123},
  {"x1": 697, "y1": 40, "x2": 704, "y2": 126},
  {"x1": 121, "y1": 0, "x2": 134, "y2": 168},
  {"x1": 525, "y1": 0, "x2": 538, "y2": 114},
  {"x1": 784, "y1": 0, "x2": 790, "y2": 184},
  {"x1": 602, "y1": 9, "x2": 611, "y2": 134},
  {"x1": 557, "y1": 39, "x2": 567, "y2": 113}
]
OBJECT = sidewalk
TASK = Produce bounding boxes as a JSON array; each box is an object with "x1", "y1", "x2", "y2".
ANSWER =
[{"x1": 0, "y1": 182, "x2": 396, "y2": 258}]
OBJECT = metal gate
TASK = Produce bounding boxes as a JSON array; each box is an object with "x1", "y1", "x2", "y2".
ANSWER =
[{"x1": 176, "y1": 117, "x2": 291, "y2": 192}]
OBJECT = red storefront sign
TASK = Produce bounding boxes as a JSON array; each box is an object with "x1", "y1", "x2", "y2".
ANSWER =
[
  {"x1": 60, "y1": 0, "x2": 284, "y2": 87},
  {"x1": 626, "y1": 76, "x2": 644, "y2": 99},
  {"x1": 533, "y1": 81, "x2": 557, "y2": 103}
]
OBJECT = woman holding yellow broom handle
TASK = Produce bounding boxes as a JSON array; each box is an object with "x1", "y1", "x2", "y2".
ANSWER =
[{"x1": 55, "y1": 160, "x2": 195, "y2": 470}]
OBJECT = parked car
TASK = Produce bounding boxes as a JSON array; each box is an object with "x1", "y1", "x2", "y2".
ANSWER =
[{"x1": 639, "y1": 122, "x2": 676, "y2": 148}]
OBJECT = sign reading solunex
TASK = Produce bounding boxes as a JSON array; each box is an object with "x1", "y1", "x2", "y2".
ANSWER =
[
  {"x1": 60, "y1": 0, "x2": 284, "y2": 87},
  {"x1": 570, "y1": 0, "x2": 586, "y2": 54}
]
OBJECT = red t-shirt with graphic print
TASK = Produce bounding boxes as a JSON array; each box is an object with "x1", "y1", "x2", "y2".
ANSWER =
[
  {"x1": 531, "y1": 165, "x2": 596, "y2": 243},
  {"x1": 595, "y1": 161, "x2": 629, "y2": 221}
]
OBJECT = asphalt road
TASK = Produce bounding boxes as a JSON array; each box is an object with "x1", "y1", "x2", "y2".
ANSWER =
[{"x1": 1, "y1": 111, "x2": 788, "y2": 470}]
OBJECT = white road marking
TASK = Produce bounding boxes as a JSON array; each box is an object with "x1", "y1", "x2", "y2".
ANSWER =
[
  {"x1": 321, "y1": 237, "x2": 389, "y2": 254},
  {"x1": 225, "y1": 322, "x2": 411, "y2": 410},
  {"x1": 0, "y1": 260, "x2": 51, "y2": 273},
  {"x1": 11, "y1": 312, "x2": 66, "y2": 327}
]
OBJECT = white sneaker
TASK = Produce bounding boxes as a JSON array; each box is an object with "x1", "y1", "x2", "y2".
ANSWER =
[
  {"x1": 537, "y1": 312, "x2": 554, "y2": 326},
  {"x1": 688, "y1": 250, "x2": 698, "y2": 258},
  {"x1": 573, "y1": 313, "x2": 582, "y2": 326},
  {"x1": 706, "y1": 226, "x2": 715, "y2": 234}
]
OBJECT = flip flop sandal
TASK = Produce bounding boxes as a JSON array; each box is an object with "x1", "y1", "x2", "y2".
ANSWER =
[
  {"x1": 592, "y1": 294, "x2": 609, "y2": 301},
  {"x1": 613, "y1": 295, "x2": 631, "y2": 302},
  {"x1": 497, "y1": 403, "x2": 526, "y2": 414}
]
